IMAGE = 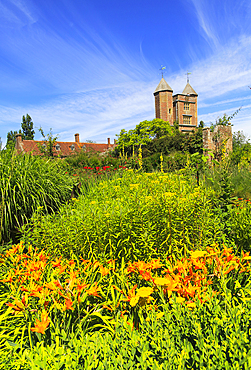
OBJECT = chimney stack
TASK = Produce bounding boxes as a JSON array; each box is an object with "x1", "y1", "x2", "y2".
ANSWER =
[
  {"x1": 107, "y1": 138, "x2": 111, "y2": 147},
  {"x1": 15, "y1": 134, "x2": 23, "y2": 153},
  {"x1": 75, "y1": 133, "x2": 80, "y2": 143},
  {"x1": 16, "y1": 133, "x2": 23, "y2": 144}
]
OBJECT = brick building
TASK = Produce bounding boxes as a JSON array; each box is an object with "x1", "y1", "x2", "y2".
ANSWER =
[
  {"x1": 15, "y1": 133, "x2": 116, "y2": 157},
  {"x1": 153, "y1": 77, "x2": 198, "y2": 132}
]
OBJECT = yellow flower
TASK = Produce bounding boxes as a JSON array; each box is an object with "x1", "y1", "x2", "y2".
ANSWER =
[
  {"x1": 175, "y1": 297, "x2": 185, "y2": 304},
  {"x1": 190, "y1": 251, "x2": 207, "y2": 259},
  {"x1": 136, "y1": 287, "x2": 153, "y2": 298},
  {"x1": 154, "y1": 277, "x2": 171, "y2": 287},
  {"x1": 156, "y1": 312, "x2": 164, "y2": 320},
  {"x1": 186, "y1": 302, "x2": 196, "y2": 309},
  {"x1": 130, "y1": 295, "x2": 139, "y2": 307}
]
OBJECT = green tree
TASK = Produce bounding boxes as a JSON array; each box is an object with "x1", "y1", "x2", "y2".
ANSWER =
[
  {"x1": 37, "y1": 127, "x2": 58, "y2": 157},
  {"x1": 230, "y1": 130, "x2": 251, "y2": 166},
  {"x1": 6, "y1": 130, "x2": 21, "y2": 149},
  {"x1": 116, "y1": 119, "x2": 173, "y2": 150},
  {"x1": 21, "y1": 114, "x2": 35, "y2": 140}
]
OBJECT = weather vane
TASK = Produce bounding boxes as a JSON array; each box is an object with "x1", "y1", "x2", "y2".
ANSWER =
[
  {"x1": 186, "y1": 71, "x2": 191, "y2": 83},
  {"x1": 159, "y1": 65, "x2": 166, "y2": 77}
]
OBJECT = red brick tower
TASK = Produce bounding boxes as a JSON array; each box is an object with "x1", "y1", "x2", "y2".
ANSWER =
[
  {"x1": 153, "y1": 77, "x2": 173, "y2": 124},
  {"x1": 173, "y1": 81, "x2": 198, "y2": 132}
]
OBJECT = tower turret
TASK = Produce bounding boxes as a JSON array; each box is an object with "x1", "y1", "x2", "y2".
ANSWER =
[{"x1": 153, "y1": 77, "x2": 173, "y2": 124}]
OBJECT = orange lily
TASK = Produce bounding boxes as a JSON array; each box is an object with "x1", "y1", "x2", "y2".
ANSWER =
[{"x1": 31, "y1": 311, "x2": 50, "y2": 334}]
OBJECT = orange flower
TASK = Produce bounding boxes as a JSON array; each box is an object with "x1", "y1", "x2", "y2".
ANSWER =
[
  {"x1": 31, "y1": 311, "x2": 50, "y2": 334},
  {"x1": 77, "y1": 282, "x2": 89, "y2": 293},
  {"x1": 45, "y1": 282, "x2": 57, "y2": 291},
  {"x1": 54, "y1": 265, "x2": 67, "y2": 275},
  {"x1": 86, "y1": 283, "x2": 100, "y2": 298},
  {"x1": 65, "y1": 298, "x2": 74, "y2": 311},
  {"x1": 99, "y1": 265, "x2": 110, "y2": 276},
  {"x1": 140, "y1": 271, "x2": 152, "y2": 281},
  {"x1": 51, "y1": 257, "x2": 62, "y2": 268},
  {"x1": 6, "y1": 299, "x2": 25, "y2": 312},
  {"x1": 224, "y1": 265, "x2": 236, "y2": 275},
  {"x1": 149, "y1": 259, "x2": 162, "y2": 270}
]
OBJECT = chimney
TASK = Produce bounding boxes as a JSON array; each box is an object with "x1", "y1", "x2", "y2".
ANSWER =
[
  {"x1": 107, "y1": 138, "x2": 111, "y2": 147},
  {"x1": 75, "y1": 133, "x2": 80, "y2": 143},
  {"x1": 15, "y1": 134, "x2": 23, "y2": 153}
]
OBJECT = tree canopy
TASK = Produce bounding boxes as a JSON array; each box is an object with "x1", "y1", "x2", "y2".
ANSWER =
[
  {"x1": 6, "y1": 114, "x2": 35, "y2": 149},
  {"x1": 21, "y1": 114, "x2": 35, "y2": 140},
  {"x1": 116, "y1": 119, "x2": 173, "y2": 150}
]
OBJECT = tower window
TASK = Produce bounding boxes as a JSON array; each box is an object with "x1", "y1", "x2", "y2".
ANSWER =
[
  {"x1": 184, "y1": 103, "x2": 190, "y2": 111},
  {"x1": 183, "y1": 116, "x2": 191, "y2": 125}
]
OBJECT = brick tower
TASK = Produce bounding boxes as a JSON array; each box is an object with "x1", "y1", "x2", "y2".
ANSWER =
[
  {"x1": 173, "y1": 81, "x2": 198, "y2": 132},
  {"x1": 153, "y1": 77, "x2": 173, "y2": 124},
  {"x1": 153, "y1": 75, "x2": 198, "y2": 132}
]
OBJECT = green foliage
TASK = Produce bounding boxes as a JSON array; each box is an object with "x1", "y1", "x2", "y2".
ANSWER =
[
  {"x1": 210, "y1": 108, "x2": 241, "y2": 131},
  {"x1": 21, "y1": 114, "x2": 35, "y2": 140},
  {"x1": 144, "y1": 126, "x2": 203, "y2": 158},
  {"x1": 230, "y1": 130, "x2": 251, "y2": 167},
  {"x1": 115, "y1": 119, "x2": 173, "y2": 150},
  {"x1": 4, "y1": 299, "x2": 251, "y2": 369},
  {"x1": 22, "y1": 171, "x2": 222, "y2": 261},
  {"x1": 0, "y1": 148, "x2": 75, "y2": 243},
  {"x1": 37, "y1": 127, "x2": 58, "y2": 157},
  {"x1": 6, "y1": 130, "x2": 20, "y2": 149},
  {"x1": 65, "y1": 150, "x2": 126, "y2": 172}
]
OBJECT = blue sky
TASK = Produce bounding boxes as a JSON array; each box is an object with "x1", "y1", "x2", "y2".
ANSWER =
[{"x1": 0, "y1": 0, "x2": 251, "y2": 146}]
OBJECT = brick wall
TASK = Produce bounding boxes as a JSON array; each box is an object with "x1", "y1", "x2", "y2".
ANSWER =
[{"x1": 203, "y1": 125, "x2": 233, "y2": 158}]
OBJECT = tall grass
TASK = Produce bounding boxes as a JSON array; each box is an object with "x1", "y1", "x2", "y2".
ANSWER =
[{"x1": 0, "y1": 149, "x2": 75, "y2": 243}]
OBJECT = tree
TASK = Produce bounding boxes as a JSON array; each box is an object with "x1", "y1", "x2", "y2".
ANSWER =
[
  {"x1": 210, "y1": 108, "x2": 241, "y2": 131},
  {"x1": 37, "y1": 127, "x2": 58, "y2": 157},
  {"x1": 21, "y1": 114, "x2": 35, "y2": 140},
  {"x1": 116, "y1": 119, "x2": 173, "y2": 150},
  {"x1": 230, "y1": 130, "x2": 251, "y2": 166},
  {"x1": 6, "y1": 130, "x2": 21, "y2": 149}
]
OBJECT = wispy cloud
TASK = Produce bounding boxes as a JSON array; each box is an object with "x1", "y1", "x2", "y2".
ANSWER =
[{"x1": 1, "y1": 0, "x2": 251, "y2": 147}]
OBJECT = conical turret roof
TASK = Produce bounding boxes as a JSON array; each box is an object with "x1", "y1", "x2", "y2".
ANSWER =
[
  {"x1": 182, "y1": 83, "x2": 198, "y2": 96},
  {"x1": 154, "y1": 77, "x2": 173, "y2": 94}
]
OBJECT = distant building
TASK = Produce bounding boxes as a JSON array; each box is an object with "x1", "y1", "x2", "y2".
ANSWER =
[
  {"x1": 15, "y1": 133, "x2": 116, "y2": 156},
  {"x1": 153, "y1": 76, "x2": 198, "y2": 132}
]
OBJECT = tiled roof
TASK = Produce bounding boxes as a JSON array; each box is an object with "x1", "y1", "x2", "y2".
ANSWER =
[
  {"x1": 17, "y1": 140, "x2": 114, "y2": 156},
  {"x1": 182, "y1": 83, "x2": 198, "y2": 96},
  {"x1": 154, "y1": 77, "x2": 173, "y2": 94}
]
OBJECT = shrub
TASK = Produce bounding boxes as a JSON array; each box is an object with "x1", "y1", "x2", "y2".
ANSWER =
[{"x1": 21, "y1": 171, "x2": 223, "y2": 261}]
